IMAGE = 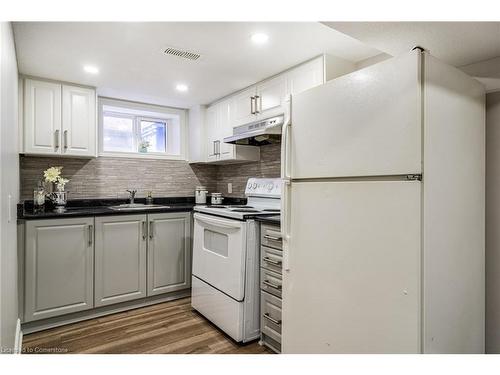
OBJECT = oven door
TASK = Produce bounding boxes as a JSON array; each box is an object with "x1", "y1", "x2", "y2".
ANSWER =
[{"x1": 192, "y1": 213, "x2": 247, "y2": 301}]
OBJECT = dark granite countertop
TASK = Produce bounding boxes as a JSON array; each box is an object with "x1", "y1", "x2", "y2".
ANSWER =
[
  {"x1": 18, "y1": 196, "x2": 246, "y2": 221},
  {"x1": 255, "y1": 215, "x2": 281, "y2": 225}
]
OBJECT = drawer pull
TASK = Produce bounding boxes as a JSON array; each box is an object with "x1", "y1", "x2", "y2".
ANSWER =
[
  {"x1": 263, "y1": 257, "x2": 282, "y2": 266},
  {"x1": 263, "y1": 280, "x2": 282, "y2": 290},
  {"x1": 263, "y1": 313, "x2": 281, "y2": 325},
  {"x1": 264, "y1": 234, "x2": 282, "y2": 242}
]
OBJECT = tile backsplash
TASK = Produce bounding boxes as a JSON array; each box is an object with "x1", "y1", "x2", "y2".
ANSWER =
[
  {"x1": 216, "y1": 143, "x2": 281, "y2": 197},
  {"x1": 20, "y1": 156, "x2": 217, "y2": 200},
  {"x1": 19, "y1": 143, "x2": 281, "y2": 201}
]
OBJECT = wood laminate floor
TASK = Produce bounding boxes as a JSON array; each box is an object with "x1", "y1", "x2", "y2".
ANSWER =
[{"x1": 22, "y1": 297, "x2": 272, "y2": 354}]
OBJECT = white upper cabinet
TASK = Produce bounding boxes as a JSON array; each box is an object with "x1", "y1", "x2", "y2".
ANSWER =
[
  {"x1": 231, "y1": 86, "x2": 258, "y2": 127},
  {"x1": 22, "y1": 77, "x2": 97, "y2": 157},
  {"x1": 188, "y1": 54, "x2": 355, "y2": 164},
  {"x1": 230, "y1": 75, "x2": 288, "y2": 128},
  {"x1": 256, "y1": 74, "x2": 288, "y2": 119},
  {"x1": 202, "y1": 100, "x2": 260, "y2": 164},
  {"x1": 62, "y1": 85, "x2": 96, "y2": 156},
  {"x1": 287, "y1": 56, "x2": 325, "y2": 97},
  {"x1": 24, "y1": 79, "x2": 62, "y2": 155},
  {"x1": 217, "y1": 99, "x2": 235, "y2": 160},
  {"x1": 205, "y1": 105, "x2": 219, "y2": 162}
]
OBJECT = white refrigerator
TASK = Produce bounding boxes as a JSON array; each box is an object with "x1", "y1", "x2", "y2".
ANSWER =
[{"x1": 280, "y1": 49, "x2": 485, "y2": 353}]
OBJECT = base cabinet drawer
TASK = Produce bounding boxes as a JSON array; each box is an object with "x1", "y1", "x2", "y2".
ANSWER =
[
  {"x1": 260, "y1": 268, "x2": 282, "y2": 298},
  {"x1": 261, "y1": 245, "x2": 283, "y2": 274},
  {"x1": 261, "y1": 291, "x2": 282, "y2": 344},
  {"x1": 261, "y1": 224, "x2": 282, "y2": 250}
]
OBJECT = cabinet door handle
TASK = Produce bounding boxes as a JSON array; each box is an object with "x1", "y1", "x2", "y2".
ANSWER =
[
  {"x1": 149, "y1": 221, "x2": 154, "y2": 240},
  {"x1": 213, "y1": 140, "x2": 216, "y2": 156},
  {"x1": 88, "y1": 225, "x2": 93, "y2": 246},
  {"x1": 255, "y1": 95, "x2": 260, "y2": 114},
  {"x1": 263, "y1": 313, "x2": 281, "y2": 325},
  {"x1": 250, "y1": 96, "x2": 255, "y2": 114},
  {"x1": 217, "y1": 140, "x2": 221, "y2": 155},
  {"x1": 263, "y1": 280, "x2": 282, "y2": 290},
  {"x1": 55, "y1": 129, "x2": 60, "y2": 149},
  {"x1": 263, "y1": 257, "x2": 282, "y2": 266},
  {"x1": 264, "y1": 234, "x2": 282, "y2": 241},
  {"x1": 142, "y1": 221, "x2": 147, "y2": 240},
  {"x1": 63, "y1": 130, "x2": 68, "y2": 150}
]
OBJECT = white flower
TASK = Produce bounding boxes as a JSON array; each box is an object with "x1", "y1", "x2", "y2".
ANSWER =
[
  {"x1": 56, "y1": 177, "x2": 69, "y2": 189},
  {"x1": 44, "y1": 166, "x2": 62, "y2": 183}
]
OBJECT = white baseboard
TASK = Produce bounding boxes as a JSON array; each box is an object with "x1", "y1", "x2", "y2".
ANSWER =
[{"x1": 14, "y1": 318, "x2": 22, "y2": 354}]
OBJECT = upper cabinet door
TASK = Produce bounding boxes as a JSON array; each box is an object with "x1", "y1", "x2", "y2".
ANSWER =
[
  {"x1": 256, "y1": 74, "x2": 288, "y2": 119},
  {"x1": 24, "y1": 79, "x2": 62, "y2": 155},
  {"x1": 205, "y1": 105, "x2": 219, "y2": 162},
  {"x1": 217, "y1": 100, "x2": 234, "y2": 160},
  {"x1": 62, "y1": 85, "x2": 96, "y2": 157},
  {"x1": 287, "y1": 56, "x2": 324, "y2": 97},
  {"x1": 230, "y1": 86, "x2": 257, "y2": 127}
]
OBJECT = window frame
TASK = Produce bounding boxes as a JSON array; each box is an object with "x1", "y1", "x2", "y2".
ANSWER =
[{"x1": 98, "y1": 97, "x2": 187, "y2": 160}]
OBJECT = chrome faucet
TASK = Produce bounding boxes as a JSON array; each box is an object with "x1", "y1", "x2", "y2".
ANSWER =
[{"x1": 126, "y1": 189, "x2": 137, "y2": 204}]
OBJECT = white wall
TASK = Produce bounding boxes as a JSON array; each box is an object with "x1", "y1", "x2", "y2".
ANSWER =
[
  {"x1": 486, "y1": 91, "x2": 500, "y2": 353},
  {"x1": 0, "y1": 22, "x2": 20, "y2": 353},
  {"x1": 355, "y1": 53, "x2": 392, "y2": 70}
]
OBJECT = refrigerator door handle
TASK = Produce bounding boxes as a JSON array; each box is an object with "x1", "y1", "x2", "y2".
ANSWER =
[
  {"x1": 280, "y1": 104, "x2": 291, "y2": 179},
  {"x1": 281, "y1": 178, "x2": 291, "y2": 271}
]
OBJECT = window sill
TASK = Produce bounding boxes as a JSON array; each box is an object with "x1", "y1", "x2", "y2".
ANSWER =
[{"x1": 98, "y1": 152, "x2": 186, "y2": 161}]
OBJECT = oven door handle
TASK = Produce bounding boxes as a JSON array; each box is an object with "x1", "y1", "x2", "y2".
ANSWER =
[{"x1": 194, "y1": 213, "x2": 242, "y2": 229}]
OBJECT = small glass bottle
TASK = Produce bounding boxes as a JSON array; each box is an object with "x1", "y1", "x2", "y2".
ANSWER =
[{"x1": 146, "y1": 191, "x2": 154, "y2": 205}]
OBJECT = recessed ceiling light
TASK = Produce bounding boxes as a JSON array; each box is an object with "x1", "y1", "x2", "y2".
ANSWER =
[
  {"x1": 251, "y1": 33, "x2": 269, "y2": 45},
  {"x1": 83, "y1": 65, "x2": 99, "y2": 74},
  {"x1": 176, "y1": 84, "x2": 188, "y2": 92}
]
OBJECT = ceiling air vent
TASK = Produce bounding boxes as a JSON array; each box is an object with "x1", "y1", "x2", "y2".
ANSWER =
[{"x1": 163, "y1": 46, "x2": 201, "y2": 61}]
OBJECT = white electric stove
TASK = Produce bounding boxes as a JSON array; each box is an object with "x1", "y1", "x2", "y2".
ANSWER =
[
  {"x1": 194, "y1": 178, "x2": 281, "y2": 220},
  {"x1": 191, "y1": 178, "x2": 281, "y2": 342}
]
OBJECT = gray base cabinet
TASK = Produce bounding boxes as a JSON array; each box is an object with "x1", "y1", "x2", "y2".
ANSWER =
[
  {"x1": 147, "y1": 212, "x2": 191, "y2": 296},
  {"x1": 24, "y1": 217, "x2": 94, "y2": 322},
  {"x1": 259, "y1": 223, "x2": 283, "y2": 353},
  {"x1": 94, "y1": 215, "x2": 147, "y2": 307},
  {"x1": 22, "y1": 212, "x2": 193, "y2": 325}
]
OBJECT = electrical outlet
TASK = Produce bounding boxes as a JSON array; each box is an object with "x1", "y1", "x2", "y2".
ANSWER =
[{"x1": 228, "y1": 183, "x2": 232, "y2": 194}]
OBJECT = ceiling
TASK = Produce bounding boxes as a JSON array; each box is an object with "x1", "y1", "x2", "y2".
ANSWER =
[
  {"x1": 323, "y1": 22, "x2": 500, "y2": 67},
  {"x1": 13, "y1": 22, "x2": 381, "y2": 108},
  {"x1": 324, "y1": 22, "x2": 500, "y2": 91}
]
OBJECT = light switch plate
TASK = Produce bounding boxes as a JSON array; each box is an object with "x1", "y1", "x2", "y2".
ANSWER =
[{"x1": 228, "y1": 183, "x2": 232, "y2": 194}]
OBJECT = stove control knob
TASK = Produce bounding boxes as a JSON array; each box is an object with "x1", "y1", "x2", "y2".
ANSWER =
[
  {"x1": 267, "y1": 183, "x2": 274, "y2": 191},
  {"x1": 252, "y1": 182, "x2": 258, "y2": 189}
]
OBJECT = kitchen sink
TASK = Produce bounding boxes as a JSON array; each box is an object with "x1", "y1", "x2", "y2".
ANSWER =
[{"x1": 109, "y1": 203, "x2": 170, "y2": 211}]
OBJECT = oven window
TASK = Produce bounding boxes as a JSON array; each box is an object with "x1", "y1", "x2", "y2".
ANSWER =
[{"x1": 203, "y1": 229, "x2": 229, "y2": 257}]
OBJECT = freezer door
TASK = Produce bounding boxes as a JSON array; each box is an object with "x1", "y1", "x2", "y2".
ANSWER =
[
  {"x1": 290, "y1": 50, "x2": 422, "y2": 179},
  {"x1": 282, "y1": 180, "x2": 421, "y2": 353}
]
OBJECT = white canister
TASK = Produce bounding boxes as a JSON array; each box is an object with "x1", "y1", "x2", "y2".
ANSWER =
[
  {"x1": 195, "y1": 186, "x2": 208, "y2": 205},
  {"x1": 211, "y1": 193, "x2": 223, "y2": 205}
]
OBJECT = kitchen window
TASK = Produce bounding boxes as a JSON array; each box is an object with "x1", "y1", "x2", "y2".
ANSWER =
[{"x1": 99, "y1": 97, "x2": 186, "y2": 159}]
